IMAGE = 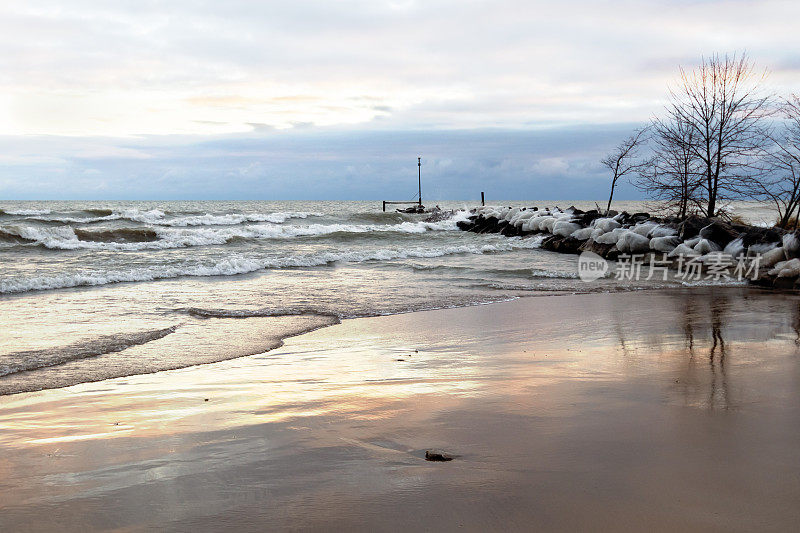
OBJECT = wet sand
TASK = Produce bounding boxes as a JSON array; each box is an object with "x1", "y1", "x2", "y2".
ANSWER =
[{"x1": 2, "y1": 287, "x2": 800, "y2": 531}]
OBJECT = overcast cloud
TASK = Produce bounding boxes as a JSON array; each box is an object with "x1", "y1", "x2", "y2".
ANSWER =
[{"x1": 1, "y1": 0, "x2": 798, "y2": 199}]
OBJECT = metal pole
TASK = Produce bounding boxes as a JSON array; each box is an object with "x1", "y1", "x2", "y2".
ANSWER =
[{"x1": 418, "y1": 157, "x2": 422, "y2": 207}]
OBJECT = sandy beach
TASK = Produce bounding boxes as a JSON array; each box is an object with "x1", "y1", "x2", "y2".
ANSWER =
[{"x1": 2, "y1": 287, "x2": 800, "y2": 531}]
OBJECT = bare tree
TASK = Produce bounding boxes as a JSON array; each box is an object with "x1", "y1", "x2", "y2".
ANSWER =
[
  {"x1": 750, "y1": 95, "x2": 800, "y2": 228},
  {"x1": 635, "y1": 116, "x2": 704, "y2": 219},
  {"x1": 666, "y1": 53, "x2": 772, "y2": 217},
  {"x1": 602, "y1": 128, "x2": 649, "y2": 213}
]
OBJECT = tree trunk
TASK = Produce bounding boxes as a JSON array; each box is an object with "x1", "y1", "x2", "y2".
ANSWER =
[{"x1": 606, "y1": 180, "x2": 616, "y2": 214}]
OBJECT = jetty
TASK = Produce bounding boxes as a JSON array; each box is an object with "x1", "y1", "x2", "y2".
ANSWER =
[{"x1": 383, "y1": 157, "x2": 424, "y2": 213}]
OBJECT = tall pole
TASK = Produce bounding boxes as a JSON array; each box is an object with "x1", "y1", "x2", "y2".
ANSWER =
[{"x1": 418, "y1": 157, "x2": 422, "y2": 207}]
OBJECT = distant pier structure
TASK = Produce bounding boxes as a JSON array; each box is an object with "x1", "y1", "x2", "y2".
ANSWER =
[{"x1": 383, "y1": 157, "x2": 424, "y2": 213}]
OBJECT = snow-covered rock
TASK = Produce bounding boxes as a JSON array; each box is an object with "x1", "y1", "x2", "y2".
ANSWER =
[
  {"x1": 552, "y1": 220, "x2": 582, "y2": 237},
  {"x1": 570, "y1": 227, "x2": 594, "y2": 240},
  {"x1": 783, "y1": 232, "x2": 799, "y2": 259},
  {"x1": 668, "y1": 243, "x2": 700, "y2": 258},
  {"x1": 723, "y1": 237, "x2": 745, "y2": 259},
  {"x1": 769, "y1": 258, "x2": 800, "y2": 278},
  {"x1": 631, "y1": 222, "x2": 658, "y2": 237},
  {"x1": 693, "y1": 239, "x2": 722, "y2": 255},
  {"x1": 761, "y1": 246, "x2": 786, "y2": 269},
  {"x1": 593, "y1": 218, "x2": 621, "y2": 232},
  {"x1": 648, "y1": 225, "x2": 678, "y2": 238},
  {"x1": 617, "y1": 231, "x2": 651, "y2": 253},
  {"x1": 650, "y1": 236, "x2": 681, "y2": 253}
]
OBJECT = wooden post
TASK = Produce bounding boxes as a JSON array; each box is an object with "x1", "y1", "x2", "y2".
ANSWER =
[
  {"x1": 417, "y1": 157, "x2": 422, "y2": 207},
  {"x1": 481, "y1": 192, "x2": 485, "y2": 206},
  {"x1": 383, "y1": 201, "x2": 386, "y2": 212}
]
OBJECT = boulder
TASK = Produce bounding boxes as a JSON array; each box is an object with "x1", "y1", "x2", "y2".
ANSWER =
[
  {"x1": 570, "y1": 227, "x2": 594, "y2": 240},
  {"x1": 541, "y1": 235, "x2": 582, "y2": 254},
  {"x1": 678, "y1": 215, "x2": 711, "y2": 240},
  {"x1": 617, "y1": 231, "x2": 651, "y2": 254},
  {"x1": 761, "y1": 246, "x2": 786, "y2": 269},
  {"x1": 650, "y1": 236, "x2": 681, "y2": 253},
  {"x1": 783, "y1": 231, "x2": 800, "y2": 259},
  {"x1": 693, "y1": 238, "x2": 722, "y2": 255},
  {"x1": 699, "y1": 220, "x2": 739, "y2": 247},
  {"x1": 579, "y1": 238, "x2": 619, "y2": 260},
  {"x1": 456, "y1": 216, "x2": 478, "y2": 231},
  {"x1": 648, "y1": 224, "x2": 678, "y2": 238},
  {"x1": 574, "y1": 210, "x2": 603, "y2": 226},
  {"x1": 552, "y1": 220, "x2": 582, "y2": 237},
  {"x1": 668, "y1": 243, "x2": 700, "y2": 258},
  {"x1": 741, "y1": 227, "x2": 782, "y2": 248}
]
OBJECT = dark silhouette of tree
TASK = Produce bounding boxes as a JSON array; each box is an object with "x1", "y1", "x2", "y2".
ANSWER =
[
  {"x1": 665, "y1": 53, "x2": 772, "y2": 217},
  {"x1": 601, "y1": 128, "x2": 649, "y2": 214},
  {"x1": 637, "y1": 116, "x2": 704, "y2": 219},
  {"x1": 750, "y1": 95, "x2": 800, "y2": 228}
]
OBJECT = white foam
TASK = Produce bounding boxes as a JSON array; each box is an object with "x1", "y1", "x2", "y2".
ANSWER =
[
  {"x1": 0, "y1": 239, "x2": 543, "y2": 294},
  {"x1": 2, "y1": 216, "x2": 473, "y2": 251},
  {"x1": 2, "y1": 208, "x2": 51, "y2": 216}
]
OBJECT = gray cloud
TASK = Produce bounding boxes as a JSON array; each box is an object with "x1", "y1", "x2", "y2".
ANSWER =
[{"x1": 0, "y1": 125, "x2": 644, "y2": 200}]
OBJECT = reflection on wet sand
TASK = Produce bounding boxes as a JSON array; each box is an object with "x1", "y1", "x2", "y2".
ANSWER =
[{"x1": 2, "y1": 288, "x2": 800, "y2": 531}]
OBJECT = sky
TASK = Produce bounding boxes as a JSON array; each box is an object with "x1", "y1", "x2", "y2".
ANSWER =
[{"x1": 1, "y1": 0, "x2": 799, "y2": 200}]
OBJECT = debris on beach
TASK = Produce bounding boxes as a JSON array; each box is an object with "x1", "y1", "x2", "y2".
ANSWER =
[{"x1": 425, "y1": 450, "x2": 455, "y2": 462}]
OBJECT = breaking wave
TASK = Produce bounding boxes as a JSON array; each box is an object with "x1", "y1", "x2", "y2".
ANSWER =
[
  {"x1": 0, "y1": 217, "x2": 472, "y2": 250},
  {"x1": 0, "y1": 208, "x2": 52, "y2": 216},
  {"x1": 0, "y1": 326, "x2": 177, "y2": 377},
  {"x1": 182, "y1": 306, "x2": 339, "y2": 319},
  {"x1": 0, "y1": 240, "x2": 543, "y2": 294},
  {"x1": 26, "y1": 209, "x2": 323, "y2": 226}
]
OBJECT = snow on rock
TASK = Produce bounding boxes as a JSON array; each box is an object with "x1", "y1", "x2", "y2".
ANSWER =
[
  {"x1": 668, "y1": 243, "x2": 700, "y2": 258},
  {"x1": 631, "y1": 222, "x2": 658, "y2": 237},
  {"x1": 616, "y1": 230, "x2": 651, "y2": 253},
  {"x1": 553, "y1": 221, "x2": 582, "y2": 237},
  {"x1": 650, "y1": 236, "x2": 681, "y2": 253},
  {"x1": 723, "y1": 237, "x2": 745, "y2": 259},
  {"x1": 595, "y1": 227, "x2": 627, "y2": 245},
  {"x1": 748, "y1": 242, "x2": 779, "y2": 256},
  {"x1": 693, "y1": 239, "x2": 722, "y2": 255},
  {"x1": 540, "y1": 217, "x2": 558, "y2": 233},
  {"x1": 760, "y1": 246, "x2": 786, "y2": 269},
  {"x1": 592, "y1": 218, "x2": 621, "y2": 232},
  {"x1": 783, "y1": 232, "x2": 799, "y2": 259},
  {"x1": 769, "y1": 258, "x2": 800, "y2": 278},
  {"x1": 571, "y1": 227, "x2": 594, "y2": 240},
  {"x1": 648, "y1": 225, "x2": 677, "y2": 238},
  {"x1": 683, "y1": 236, "x2": 702, "y2": 248}
]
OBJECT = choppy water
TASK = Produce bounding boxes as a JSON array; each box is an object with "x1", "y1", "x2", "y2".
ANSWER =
[{"x1": 0, "y1": 200, "x2": 778, "y2": 395}]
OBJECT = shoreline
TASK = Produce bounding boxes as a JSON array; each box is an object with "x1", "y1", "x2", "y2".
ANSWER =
[
  {"x1": 3, "y1": 287, "x2": 800, "y2": 531},
  {"x1": 0, "y1": 282, "x2": 759, "y2": 397}
]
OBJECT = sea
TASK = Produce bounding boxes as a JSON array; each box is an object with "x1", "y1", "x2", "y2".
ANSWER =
[{"x1": 0, "y1": 200, "x2": 778, "y2": 395}]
